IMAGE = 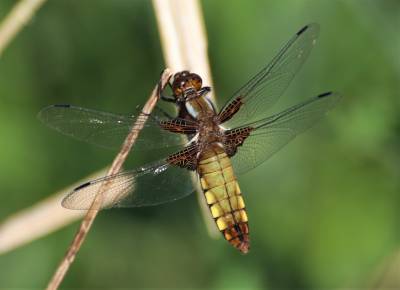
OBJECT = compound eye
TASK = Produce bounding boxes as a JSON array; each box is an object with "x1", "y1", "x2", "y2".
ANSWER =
[
  {"x1": 174, "y1": 87, "x2": 183, "y2": 96},
  {"x1": 191, "y1": 75, "x2": 202, "y2": 90}
]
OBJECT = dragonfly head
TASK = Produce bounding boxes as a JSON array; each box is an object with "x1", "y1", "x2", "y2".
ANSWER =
[{"x1": 172, "y1": 70, "x2": 203, "y2": 98}]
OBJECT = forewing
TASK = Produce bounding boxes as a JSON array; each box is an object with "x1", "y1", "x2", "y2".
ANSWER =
[
  {"x1": 38, "y1": 105, "x2": 189, "y2": 151},
  {"x1": 231, "y1": 92, "x2": 341, "y2": 175},
  {"x1": 62, "y1": 160, "x2": 197, "y2": 209},
  {"x1": 221, "y1": 24, "x2": 319, "y2": 129}
]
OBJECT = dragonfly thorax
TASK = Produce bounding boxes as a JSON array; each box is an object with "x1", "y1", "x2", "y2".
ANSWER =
[
  {"x1": 197, "y1": 118, "x2": 225, "y2": 148},
  {"x1": 185, "y1": 96, "x2": 216, "y2": 120}
]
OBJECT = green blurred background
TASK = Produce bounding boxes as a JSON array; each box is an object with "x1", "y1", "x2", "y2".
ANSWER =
[{"x1": 0, "y1": 0, "x2": 399, "y2": 289}]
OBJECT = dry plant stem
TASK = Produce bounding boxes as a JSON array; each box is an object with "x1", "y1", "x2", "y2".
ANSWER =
[
  {"x1": 46, "y1": 69, "x2": 172, "y2": 290},
  {"x1": 0, "y1": 0, "x2": 47, "y2": 56},
  {"x1": 153, "y1": 0, "x2": 213, "y2": 90},
  {"x1": 152, "y1": 0, "x2": 219, "y2": 238},
  {"x1": 0, "y1": 169, "x2": 108, "y2": 255}
]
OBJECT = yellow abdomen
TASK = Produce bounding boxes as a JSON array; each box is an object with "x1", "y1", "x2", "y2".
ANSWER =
[{"x1": 198, "y1": 144, "x2": 250, "y2": 253}]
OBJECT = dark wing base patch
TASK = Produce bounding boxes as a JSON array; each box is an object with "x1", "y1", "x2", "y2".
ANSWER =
[
  {"x1": 159, "y1": 118, "x2": 198, "y2": 134},
  {"x1": 218, "y1": 97, "x2": 243, "y2": 124},
  {"x1": 166, "y1": 143, "x2": 199, "y2": 170},
  {"x1": 223, "y1": 127, "x2": 254, "y2": 157}
]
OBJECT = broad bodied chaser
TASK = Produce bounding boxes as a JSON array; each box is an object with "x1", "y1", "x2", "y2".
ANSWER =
[{"x1": 39, "y1": 23, "x2": 340, "y2": 253}]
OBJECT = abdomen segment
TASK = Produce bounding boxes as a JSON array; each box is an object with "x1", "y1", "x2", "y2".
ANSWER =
[{"x1": 198, "y1": 145, "x2": 249, "y2": 253}]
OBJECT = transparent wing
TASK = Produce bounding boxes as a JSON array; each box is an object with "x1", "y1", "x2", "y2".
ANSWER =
[
  {"x1": 221, "y1": 23, "x2": 319, "y2": 129},
  {"x1": 38, "y1": 104, "x2": 189, "y2": 151},
  {"x1": 231, "y1": 92, "x2": 341, "y2": 175},
  {"x1": 62, "y1": 159, "x2": 197, "y2": 209}
]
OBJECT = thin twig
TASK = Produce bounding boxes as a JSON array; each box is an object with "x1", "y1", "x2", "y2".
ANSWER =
[
  {"x1": 0, "y1": 0, "x2": 47, "y2": 56},
  {"x1": 45, "y1": 69, "x2": 172, "y2": 290},
  {"x1": 152, "y1": 0, "x2": 219, "y2": 238}
]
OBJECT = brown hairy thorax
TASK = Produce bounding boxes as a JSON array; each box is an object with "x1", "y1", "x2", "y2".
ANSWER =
[{"x1": 171, "y1": 70, "x2": 203, "y2": 97}]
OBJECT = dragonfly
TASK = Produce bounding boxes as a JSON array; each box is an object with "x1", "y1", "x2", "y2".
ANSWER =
[{"x1": 38, "y1": 23, "x2": 340, "y2": 254}]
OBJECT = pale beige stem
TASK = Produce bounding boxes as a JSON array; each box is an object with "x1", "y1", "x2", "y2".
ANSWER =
[
  {"x1": 152, "y1": 0, "x2": 219, "y2": 238},
  {"x1": 45, "y1": 69, "x2": 172, "y2": 290},
  {"x1": 0, "y1": 170, "x2": 107, "y2": 255},
  {"x1": 0, "y1": 0, "x2": 47, "y2": 56},
  {"x1": 153, "y1": 0, "x2": 213, "y2": 92}
]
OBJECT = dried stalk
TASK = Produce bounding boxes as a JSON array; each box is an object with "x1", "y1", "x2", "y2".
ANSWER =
[
  {"x1": 153, "y1": 0, "x2": 219, "y2": 238},
  {"x1": 153, "y1": 0, "x2": 213, "y2": 88},
  {"x1": 0, "y1": 170, "x2": 107, "y2": 255},
  {"x1": 0, "y1": 0, "x2": 47, "y2": 56},
  {"x1": 0, "y1": 0, "x2": 217, "y2": 256},
  {"x1": 45, "y1": 69, "x2": 172, "y2": 290}
]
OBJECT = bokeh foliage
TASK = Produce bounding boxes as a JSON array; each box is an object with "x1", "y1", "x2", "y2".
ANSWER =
[{"x1": 0, "y1": 0, "x2": 399, "y2": 289}]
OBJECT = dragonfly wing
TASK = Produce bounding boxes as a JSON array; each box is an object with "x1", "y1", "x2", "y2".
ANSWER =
[
  {"x1": 231, "y1": 92, "x2": 341, "y2": 175},
  {"x1": 62, "y1": 159, "x2": 197, "y2": 209},
  {"x1": 220, "y1": 24, "x2": 319, "y2": 129},
  {"x1": 38, "y1": 105, "x2": 190, "y2": 151}
]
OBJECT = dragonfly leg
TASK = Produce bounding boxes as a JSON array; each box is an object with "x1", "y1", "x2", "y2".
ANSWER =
[
  {"x1": 159, "y1": 80, "x2": 177, "y2": 103},
  {"x1": 198, "y1": 86, "x2": 211, "y2": 96},
  {"x1": 160, "y1": 93, "x2": 176, "y2": 103}
]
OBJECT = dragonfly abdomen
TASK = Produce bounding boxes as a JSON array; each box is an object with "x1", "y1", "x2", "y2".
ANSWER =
[{"x1": 198, "y1": 145, "x2": 249, "y2": 253}]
